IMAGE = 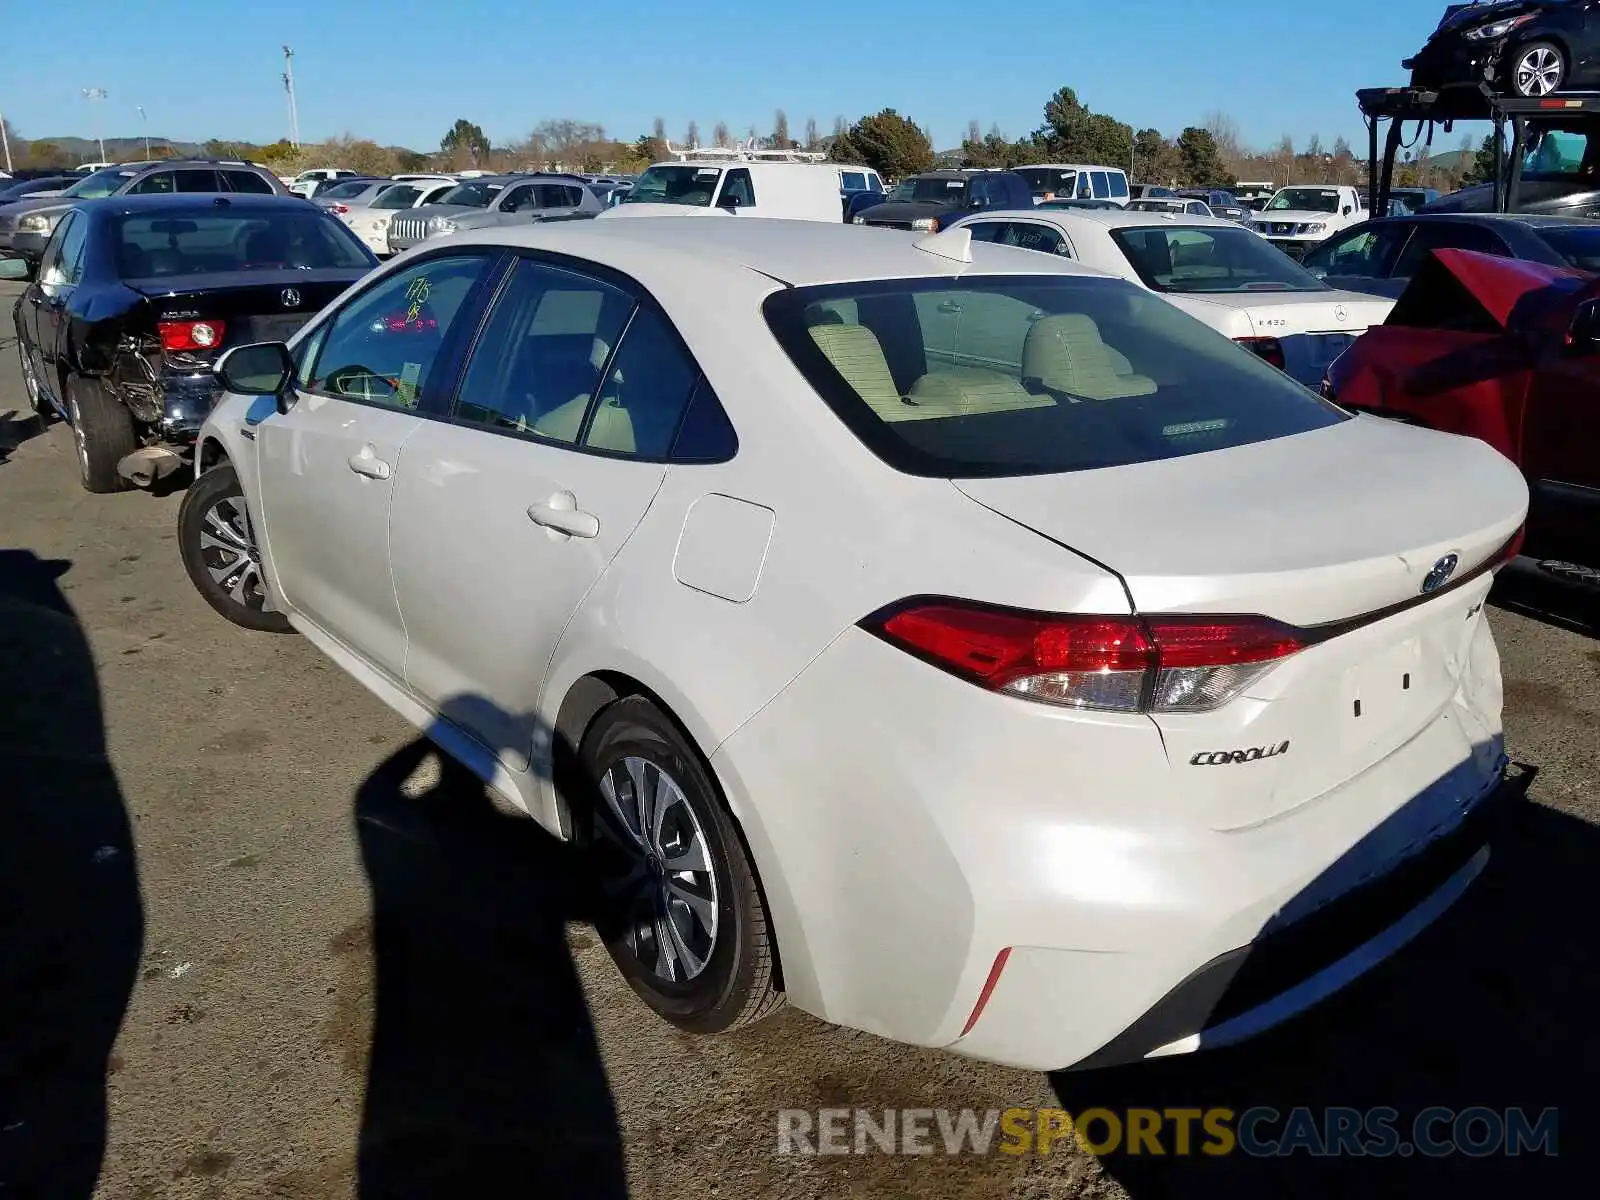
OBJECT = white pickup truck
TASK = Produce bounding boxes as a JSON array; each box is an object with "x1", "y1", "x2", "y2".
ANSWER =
[{"x1": 1251, "y1": 184, "x2": 1366, "y2": 259}]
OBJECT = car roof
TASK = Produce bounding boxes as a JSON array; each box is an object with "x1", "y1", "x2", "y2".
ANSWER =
[
  {"x1": 969, "y1": 207, "x2": 1241, "y2": 231},
  {"x1": 82, "y1": 195, "x2": 319, "y2": 216},
  {"x1": 446, "y1": 216, "x2": 1106, "y2": 287}
]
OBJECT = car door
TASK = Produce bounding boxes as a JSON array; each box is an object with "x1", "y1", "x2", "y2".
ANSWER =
[
  {"x1": 23, "y1": 210, "x2": 89, "y2": 396},
  {"x1": 1520, "y1": 327, "x2": 1600, "y2": 564},
  {"x1": 252, "y1": 251, "x2": 502, "y2": 680},
  {"x1": 388, "y1": 255, "x2": 702, "y2": 772},
  {"x1": 496, "y1": 182, "x2": 539, "y2": 223}
]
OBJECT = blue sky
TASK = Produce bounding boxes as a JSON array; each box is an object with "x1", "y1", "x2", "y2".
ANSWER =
[{"x1": 5, "y1": 1, "x2": 1461, "y2": 154}]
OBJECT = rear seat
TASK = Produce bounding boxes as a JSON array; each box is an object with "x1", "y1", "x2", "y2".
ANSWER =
[{"x1": 1021, "y1": 314, "x2": 1156, "y2": 401}]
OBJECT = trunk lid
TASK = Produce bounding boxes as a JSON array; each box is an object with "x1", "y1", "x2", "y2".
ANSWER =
[
  {"x1": 1181, "y1": 289, "x2": 1395, "y2": 386},
  {"x1": 955, "y1": 416, "x2": 1525, "y2": 830},
  {"x1": 128, "y1": 269, "x2": 362, "y2": 347}
]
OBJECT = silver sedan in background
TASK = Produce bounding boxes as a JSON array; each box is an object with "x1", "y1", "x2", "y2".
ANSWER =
[{"x1": 385, "y1": 173, "x2": 602, "y2": 254}]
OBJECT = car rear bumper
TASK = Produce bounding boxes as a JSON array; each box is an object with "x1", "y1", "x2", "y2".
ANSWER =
[
  {"x1": 713, "y1": 603, "x2": 1509, "y2": 1071},
  {"x1": 157, "y1": 371, "x2": 224, "y2": 444}
]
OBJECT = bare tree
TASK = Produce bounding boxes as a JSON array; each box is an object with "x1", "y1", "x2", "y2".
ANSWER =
[
  {"x1": 686, "y1": 119, "x2": 700, "y2": 149},
  {"x1": 773, "y1": 109, "x2": 790, "y2": 149},
  {"x1": 967, "y1": 119, "x2": 981, "y2": 144},
  {"x1": 713, "y1": 121, "x2": 731, "y2": 147},
  {"x1": 1203, "y1": 110, "x2": 1243, "y2": 176},
  {"x1": 652, "y1": 116, "x2": 666, "y2": 142},
  {"x1": 804, "y1": 115, "x2": 819, "y2": 150},
  {"x1": 832, "y1": 115, "x2": 846, "y2": 138}
]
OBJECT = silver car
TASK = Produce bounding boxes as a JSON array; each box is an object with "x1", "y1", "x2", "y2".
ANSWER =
[{"x1": 385, "y1": 174, "x2": 602, "y2": 253}]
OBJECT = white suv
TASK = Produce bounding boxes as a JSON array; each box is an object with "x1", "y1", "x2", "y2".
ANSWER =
[
  {"x1": 175, "y1": 219, "x2": 1526, "y2": 1071},
  {"x1": 1252, "y1": 184, "x2": 1367, "y2": 258}
]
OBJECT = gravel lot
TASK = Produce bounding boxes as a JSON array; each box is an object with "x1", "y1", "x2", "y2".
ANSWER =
[{"x1": 1, "y1": 276, "x2": 1594, "y2": 1198}]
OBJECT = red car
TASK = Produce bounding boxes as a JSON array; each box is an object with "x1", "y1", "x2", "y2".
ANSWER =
[{"x1": 1326, "y1": 247, "x2": 1600, "y2": 581}]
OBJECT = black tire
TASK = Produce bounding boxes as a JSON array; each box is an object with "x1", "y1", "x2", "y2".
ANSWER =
[
  {"x1": 177, "y1": 464, "x2": 293, "y2": 633},
  {"x1": 578, "y1": 696, "x2": 783, "y2": 1034},
  {"x1": 1510, "y1": 41, "x2": 1566, "y2": 98},
  {"x1": 64, "y1": 374, "x2": 136, "y2": 494}
]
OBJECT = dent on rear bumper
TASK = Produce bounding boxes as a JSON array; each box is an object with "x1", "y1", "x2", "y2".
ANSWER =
[{"x1": 713, "y1": 610, "x2": 1509, "y2": 1071}]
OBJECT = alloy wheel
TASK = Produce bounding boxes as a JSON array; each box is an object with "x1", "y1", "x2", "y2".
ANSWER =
[
  {"x1": 1515, "y1": 47, "x2": 1562, "y2": 97},
  {"x1": 19, "y1": 347, "x2": 41, "y2": 410},
  {"x1": 66, "y1": 388, "x2": 89, "y2": 479},
  {"x1": 594, "y1": 756, "x2": 719, "y2": 983},
  {"x1": 197, "y1": 495, "x2": 270, "y2": 611}
]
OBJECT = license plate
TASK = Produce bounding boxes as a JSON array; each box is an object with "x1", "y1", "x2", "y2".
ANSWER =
[{"x1": 243, "y1": 314, "x2": 309, "y2": 344}]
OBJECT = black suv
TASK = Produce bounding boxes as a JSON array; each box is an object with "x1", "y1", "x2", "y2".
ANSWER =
[
  {"x1": 0, "y1": 160, "x2": 290, "y2": 271},
  {"x1": 854, "y1": 170, "x2": 1034, "y2": 233}
]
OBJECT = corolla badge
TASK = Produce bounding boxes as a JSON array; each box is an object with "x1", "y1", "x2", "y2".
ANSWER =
[
  {"x1": 281, "y1": 288, "x2": 302, "y2": 308},
  {"x1": 1333, "y1": 304, "x2": 1348, "y2": 323},
  {"x1": 1421, "y1": 553, "x2": 1459, "y2": 594}
]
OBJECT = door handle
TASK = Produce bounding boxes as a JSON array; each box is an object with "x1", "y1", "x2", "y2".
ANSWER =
[
  {"x1": 347, "y1": 450, "x2": 392, "y2": 480},
  {"x1": 937, "y1": 300, "x2": 963, "y2": 313},
  {"x1": 528, "y1": 491, "x2": 599, "y2": 539}
]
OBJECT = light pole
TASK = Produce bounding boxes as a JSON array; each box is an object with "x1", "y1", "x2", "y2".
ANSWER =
[
  {"x1": 137, "y1": 105, "x2": 149, "y2": 159},
  {"x1": 81, "y1": 87, "x2": 107, "y2": 163},
  {"x1": 0, "y1": 112, "x2": 12, "y2": 174}
]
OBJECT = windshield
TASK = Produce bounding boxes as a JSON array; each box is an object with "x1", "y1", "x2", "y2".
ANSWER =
[
  {"x1": 435, "y1": 181, "x2": 504, "y2": 208},
  {"x1": 1266, "y1": 187, "x2": 1341, "y2": 213},
  {"x1": 114, "y1": 210, "x2": 372, "y2": 278},
  {"x1": 63, "y1": 168, "x2": 136, "y2": 200},
  {"x1": 1536, "y1": 225, "x2": 1600, "y2": 271},
  {"x1": 764, "y1": 276, "x2": 1344, "y2": 477},
  {"x1": 623, "y1": 165, "x2": 724, "y2": 206},
  {"x1": 1015, "y1": 167, "x2": 1077, "y2": 197},
  {"x1": 892, "y1": 177, "x2": 970, "y2": 203},
  {"x1": 1112, "y1": 226, "x2": 1326, "y2": 294}
]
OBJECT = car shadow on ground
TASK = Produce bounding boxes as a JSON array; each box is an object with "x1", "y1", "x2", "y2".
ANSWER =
[
  {"x1": 0, "y1": 550, "x2": 144, "y2": 1199},
  {"x1": 0, "y1": 408, "x2": 47, "y2": 464},
  {"x1": 1051, "y1": 798, "x2": 1596, "y2": 1196},
  {"x1": 351, "y1": 695, "x2": 627, "y2": 1199}
]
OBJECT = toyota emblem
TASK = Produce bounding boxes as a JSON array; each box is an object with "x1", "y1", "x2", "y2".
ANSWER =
[
  {"x1": 281, "y1": 288, "x2": 302, "y2": 308},
  {"x1": 1421, "y1": 554, "x2": 1459, "y2": 594},
  {"x1": 1333, "y1": 304, "x2": 1348, "y2": 323}
]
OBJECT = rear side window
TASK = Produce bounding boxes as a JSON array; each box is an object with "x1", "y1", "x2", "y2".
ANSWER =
[
  {"x1": 175, "y1": 170, "x2": 224, "y2": 193},
  {"x1": 1108, "y1": 173, "x2": 1129, "y2": 198},
  {"x1": 1091, "y1": 171, "x2": 1110, "y2": 199},
  {"x1": 224, "y1": 170, "x2": 276, "y2": 195},
  {"x1": 764, "y1": 276, "x2": 1346, "y2": 477},
  {"x1": 1390, "y1": 222, "x2": 1509, "y2": 278}
]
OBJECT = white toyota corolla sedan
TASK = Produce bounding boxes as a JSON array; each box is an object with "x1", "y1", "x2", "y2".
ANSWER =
[
  {"x1": 176, "y1": 217, "x2": 1528, "y2": 1071},
  {"x1": 943, "y1": 206, "x2": 1394, "y2": 389}
]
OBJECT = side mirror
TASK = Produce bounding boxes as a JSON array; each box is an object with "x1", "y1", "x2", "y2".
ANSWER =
[
  {"x1": 0, "y1": 257, "x2": 28, "y2": 281},
  {"x1": 216, "y1": 341, "x2": 295, "y2": 408},
  {"x1": 1567, "y1": 299, "x2": 1600, "y2": 352},
  {"x1": 1342, "y1": 205, "x2": 1353, "y2": 215},
  {"x1": 719, "y1": 194, "x2": 742, "y2": 210}
]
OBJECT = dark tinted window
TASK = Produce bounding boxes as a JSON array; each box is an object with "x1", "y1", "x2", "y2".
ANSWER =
[
  {"x1": 537, "y1": 183, "x2": 583, "y2": 208},
  {"x1": 671, "y1": 377, "x2": 738, "y2": 462},
  {"x1": 175, "y1": 170, "x2": 225, "y2": 193},
  {"x1": 454, "y1": 260, "x2": 633, "y2": 442},
  {"x1": 126, "y1": 171, "x2": 177, "y2": 195},
  {"x1": 585, "y1": 305, "x2": 699, "y2": 457},
  {"x1": 1108, "y1": 173, "x2": 1129, "y2": 198},
  {"x1": 498, "y1": 184, "x2": 536, "y2": 212},
  {"x1": 1391, "y1": 222, "x2": 1510, "y2": 278},
  {"x1": 308, "y1": 254, "x2": 493, "y2": 408},
  {"x1": 766, "y1": 276, "x2": 1346, "y2": 478},
  {"x1": 841, "y1": 171, "x2": 867, "y2": 191},
  {"x1": 719, "y1": 169, "x2": 755, "y2": 208},
  {"x1": 1536, "y1": 225, "x2": 1600, "y2": 271},
  {"x1": 1091, "y1": 171, "x2": 1110, "y2": 199},
  {"x1": 115, "y1": 210, "x2": 371, "y2": 277},
  {"x1": 224, "y1": 170, "x2": 276, "y2": 195},
  {"x1": 962, "y1": 221, "x2": 1010, "y2": 243},
  {"x1": 372, "y1": 184, "x2": 422, "y2": 209}
]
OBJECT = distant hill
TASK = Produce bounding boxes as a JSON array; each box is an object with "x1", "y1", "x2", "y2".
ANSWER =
[
  {"x1": 25, "y1": 135, "x2": 204, "y2": 163},
  {"x1": 1414, "y1": 148, "x2": 1474, "y2": 173}
]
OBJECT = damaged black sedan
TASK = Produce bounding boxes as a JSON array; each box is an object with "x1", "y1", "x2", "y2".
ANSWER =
[
  {"x1": 1405, "y1": 1, "x2": 1600, "y2": 98},
  {"x1": 7, "y1": 194, "x2": 375, "y2": 493}
]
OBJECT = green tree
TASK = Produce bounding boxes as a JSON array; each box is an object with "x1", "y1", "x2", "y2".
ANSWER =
[
  {"x1": 439, "y1": 118, "x2": 490, "y2": 165},
  {"x1": 25, "y1": 140, "x2": 65, "y2": 168},
  {"x1": 1464, "y1": 134, "x2": 1499, "y2": 185},
  {"x1": 1176, "y1": 126, "x2": 1231, "y2": 187},
  {"x1": 394, "y1": 148, "x2": 431, "y2": 172},
  {"x1": 830, "y1": 109, "x2": 934, "y2": 177},
  {"x1": 1033, "y1": 86, "x2": 1131, "y2": 169}
]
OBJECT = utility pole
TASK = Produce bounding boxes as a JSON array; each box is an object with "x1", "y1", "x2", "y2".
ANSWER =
[
  {"x1": 282, "y1": 46, "x2": 300, "y2": 148},
  {"x1": 81, "y1": 87, "x2": 108, "y2": 163},
  {"x1": 0, "y1": 112, "x2": 12, "y2": 174},
  {"x1": 137, "y1": 105, "x2": 150, "y2": 159}
]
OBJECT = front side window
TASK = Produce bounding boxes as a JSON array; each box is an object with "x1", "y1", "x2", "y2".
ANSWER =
[
  {"x1": 499, "y1": 184, "x2": 537, "y2": 213},
  {"x1": 841, "y1": 171, "x2": 866, "y2": 191},
  {"x1": 1112, "y1": 226, "x2": 1324, "y2": 294},
  {"x1": 624, "y1": 165, "x2": 722, "y2": 207},
  {"x1": 1091, "y1": 171, "x2": 1110, "y2": 199},
  {"x1": 1108, "y1": 173, "x2": 1129, "y2": 198},
  {"x1": 453, "y1": 260, "x2": 634, "y2": 440},
  {"x1": 38, "y1": 211, "x2": 85, "y2": 290},
  {"x1": 765, "y1": 275, "x2": 1345, "y2": 478},
  {"x1": 1301, "y1": 225, "x2": 1410, "y2": 279},
  {"x1": 717, "y1": 169, "x2": 756, "y2": 208},
  {"x1": 306, "y1": 254, "x2": 493, "y2": 409},
  {"x1": 127, "y1": 171, "x2": 176, "y2": 195}
]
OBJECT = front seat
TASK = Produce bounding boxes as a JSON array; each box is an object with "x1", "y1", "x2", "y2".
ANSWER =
[{"x1": 1021, "y1": 315, "x2": 1157, "y2": 401}]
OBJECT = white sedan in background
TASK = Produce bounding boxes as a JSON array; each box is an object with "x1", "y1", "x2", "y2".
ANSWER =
[
  {"x1": 331, "y1": 178, "x2": 458, "y2": 257},
  {"x1": 175, "y1": 218, "x2": 1524, "y2": 1072},
  {"x1": 947, "y1": 207, "x2": 1393, "y2": 388}
]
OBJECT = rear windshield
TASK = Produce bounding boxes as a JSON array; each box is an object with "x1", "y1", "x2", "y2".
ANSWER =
[
  {"x1": 321, "y1": 179, "x2": 378, "y2": 200},
  {"x1": 623, "y1": 165, "x2": 722, "y2": 207},
  {"x1": 435, "y1": 181, "x2": 503, "y2": 208},
  {"x1": 1111, "y1": 225, "x2": 1326, "y2": 293},
  {"x1": 764, "y1": 276, "x2": 1345, "y2": 478},
  {"x1": 1536, "y1": 225, "x2": 1600, "y2": 272},
  {"x1": 115, "y1": 211, "x2": 372, "y2": 278}
]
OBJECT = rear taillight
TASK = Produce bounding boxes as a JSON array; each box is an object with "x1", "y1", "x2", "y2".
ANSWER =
[
  {"x1": 866, "y1": 601, "x2": 1303, "y2": 713},
  {"x1": 1235, "y1": 336, "x2": 1286, "y2": 371},
  {"x1": 158, "y1": 319, "x2": 226, "y2": 352},
  {"x1": 329, "y1": 203, "x2": 350, "y2": 214}
]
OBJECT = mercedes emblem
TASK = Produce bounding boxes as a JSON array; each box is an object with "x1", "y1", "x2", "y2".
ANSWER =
[
  {"x1": 281, "y1": 288, "x2": 302, "y2": 308},
  {"x1": 1333, "y1": 304, "x2": 1348, "y2": 323}
]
